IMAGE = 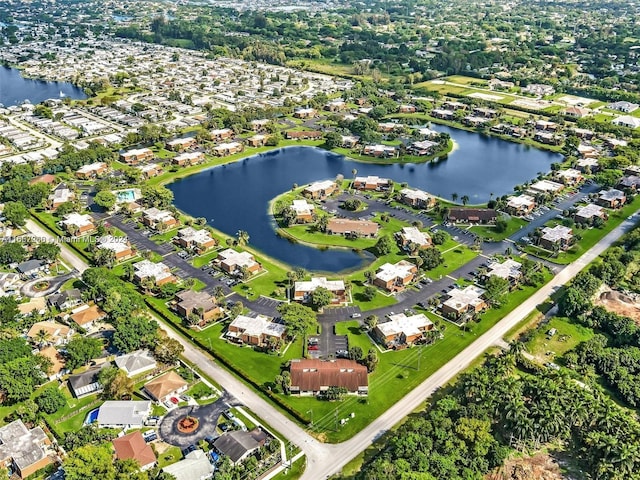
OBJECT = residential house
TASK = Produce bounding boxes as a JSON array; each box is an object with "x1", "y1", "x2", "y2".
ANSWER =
[
  {"x1": 285, "y1": 130, "x2": 322, "y2": 140},
  {"x1": 250, "y1": 119, "x2": 270, "y2": 132},
  {"x1": 443, "y1": 101, "x2": 466, "y2": 111},
  {"x1": 293, "y1": 107, "x2": 317, "y2": 119},
  {"x1": 441, "y1": 285, "x2": 487, "y2": 319},
  {"x1": 143, "y1": 371, "x2": 188, "y2": 403},
  {"x1": 575, "y1": 204, "x2": 607, "y2": 224},
  {"x1": 523, "y1": 84, "x2": 555, "y2": 96},
  {"x1": 68, "y1": 364, "x2": 108, "y2": 398},
  {"x1": 534, "y1": 120, "x2": 558, "y2": 131},
  {"x1": 26, "y1": 321, "x2": 72, "y2": 346},
  {"x1": 212, "y1": 142, "x2": 243, "y2": 157},
  {"x1": 60, "y1": 213, "x2": 96, "y2": 236},
  {"x1": 0, "y1": 420, "x2": 52, "y2": 479},
  {"x1": 174, "y1": 227, "x2": 216, "y2": 253},
  {"x1": 398, "y1": 104, "x2": 417, "y2": 113},
  {"x1": 97, "y1": 235, "x2": 135, "y2": 261},
  {"x1": 174, "y1": 290, "x2": 222, "y2": 325},
  {"x1": 506, "y1": 195, "x2": 536, "y2": 216},
  {"x1": 217, "y1": 249, "x2": 261, "y2": 275},
  {"x1": 47, "y1": 288, "x2": 82, "y2": 310},
  {"x1": 293, "y1": 277, "x2": 347, "y2": 304},
  {"x1": 303, "y1": 180, "x2": 337, "y2": 200},
  {"x1": 378, "y1": 122, "x2": 404, "y2": 133},
  {"x1": 209, "y1": 128, "x2": 233, "y2": 142},
  {"x1": 612, "y1": 115, "x2": 640, "y2": 129},
  {"x1": 607, "y1": 101, "x2": 639, "y2": 113},
  {"x1": 114, "y1": 350, "x2": 157, "y2": 377},
  {"x1": 352, "y1": 175, "x2": 392, "y2": 191},
  {"x1": 572, "y1": 128, "x2": 595, "y2": 140},
  {"x1": 577, "y1": 144, "x2": 599, "y2": 159},
  {"x1": 47, "y1": 188, "x2": 74, "y2": 210},
  {"x1": 374, "y1": 313, "x2": 434, "y2": 349},
  {"x1": 141, "y1": 208, "x2": 178, "y2": 231},
  {"x1": 488, "y1": 79, "x2": 515, "y2": 90},
  {"x1": 431, "y1": 108, "x2": 455, "y2": 120},
  {"x1": 624, "y1": 166, "x2": 640, "y2": 176},
  {"x1": 112, "y1": 431, "x2": 157, "y2": 471},
  {"x1": 528, "y1": 179, "x2": 564, "y2": 196},
  {"x1": 324, "y1": 99, "x2": 346, "y2": 112},
  {"x1": 399, "y1": 188, "x2": 436, "y2": 209},
  {"x1": 162, "y1": 450, "x2": 213, "y2": 480},
  {"x1": 463, "y1": 115, "x2": 491, "y2": 128},
  {"x1": 97, "y1": 401, "x2": 151, "y2": 429},
  {"x1": 485, "y1": 259, "x2": 522, "y2": 285},
  {"x1": 576, "y1": 158, "x2": 600, "y2": 173},
  {"x1": 618, "y1": 175, "x2": 640, "y2": 192},
  {"x1": 137, "y1": 163, "x2": 163, "y2": 179},
  {"x1": 534, "y1": 131, "x2": 561, "y2": 145},
  {"x1": 172, "y1": 152, "x2": 205, "y2": 166},
  {"x1": 540, "y1": 225, "x2": 574, "y2": 251},
  {"x1": 39, "y1": 346, "x2": 66, "y2": 381},
  {"x1": 226, "y1": 314, "x2": 286, "y2": 347},
  {"x1": 213, "y1": 429, "x2": 267, "y2": 465},
  {"x1": 362, "y1": 144, "x2": 397, "y2": 157},
  {"x1": 69, "y1": 304, "x2": 107, "y2": 330},
  {"x1": 289, "y1": 359, "x2": 368, "y2": 396},
  {"x1": 447, "y1": 208, "x2": 497, "y2": 224},
  {"x1": 76, "y1": 162, "x2": 108, "y2": 179},
  {"x1": 133, "y1": 260, "x2": 176, "y2": 287},
  {"x1": 410, "y1": 140, "x2": 439, "y2": 155},
  {"x1": 15, "y1": 260, "x2": 46, "y2": 277},
  {"x1": 565, "y1": 106, "x2": 590, "y2": 118},
  {"x1": 597, "y1": 189, "x2": 627, "y2": 208},
  {"x1": 120, "y1": 148, "x2": 153, "y2": 165},
  {"x1": 373, "y1": 260, "x2": 417, "y2": 292},
  {"x1": 555, "y1": 169, "x2": 583, "y2": 186},
  {"x1": 340, "y1": 135, "x2": 359, "y2": 148},
  {"x1": 166, "y1": 137, "x2": 197, "y2": 152},
  {"x1": 284, "y1": 200, "x2": 312, "y2": 224},
  {"x1": 246, "y1": 134, "x2": 268, "y2": 147},
  {"x1": 326, "y1": 218, "x2": 379, "y2": 238},
  {"x1": 397, "y1": 226, "x2": 432, "y2": 250}
]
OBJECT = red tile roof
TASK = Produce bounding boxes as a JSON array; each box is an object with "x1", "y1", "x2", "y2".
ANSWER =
[{"x1": 112, "y1": 431, "x2": 156, "y2": 468}]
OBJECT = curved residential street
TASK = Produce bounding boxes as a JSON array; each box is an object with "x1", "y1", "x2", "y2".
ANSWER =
[{"x1": 27, "y1": 203, "x2": 639, "y2": 479}]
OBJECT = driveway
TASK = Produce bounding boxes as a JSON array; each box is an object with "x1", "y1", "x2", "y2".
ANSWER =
[
  {"x1": 158, "y1": 399, "x2": 228, "y2": 448},
  {"x1": 20, "y1": 272, "x2": 77, "y2": 298}
]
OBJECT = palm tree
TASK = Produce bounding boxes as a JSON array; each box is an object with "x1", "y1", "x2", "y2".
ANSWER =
[
  {"x1": 35, "y1": 329, "x2": 51, "y2": 348},
  {"x1": 122, "y1": 262, "x2": 134, "y2": 282},
  {"x1": 451, "y1": 192, "x2": 458, "y2": 203},
  {"x1": 461, "y1": 195, "x2": 470, "y2": 206},
  {"x1": 213, "y1": 286, "x2": 225, "y2": 301},
  {"x1": 236, "y1": 230, "x2": 250, "y2": 246}
]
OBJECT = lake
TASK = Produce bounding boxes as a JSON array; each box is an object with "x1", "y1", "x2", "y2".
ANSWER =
[
  {"x1": 0, "y1": 66, "x2": 87, "y2": 107},
  {"x1": 169, "y1": 130, "x2": 561, "y2": 272}
]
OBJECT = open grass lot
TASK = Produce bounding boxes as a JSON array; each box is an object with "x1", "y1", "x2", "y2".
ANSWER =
[
  {"x1": 444, "y1": 75, "x2": 489, "y2": 86},
  {"x1": 470, "y1": 217, "x2": 528, "y2": 241},
  {"x1": 272, "y1": 456, "x2": 306, "y2": 480},
  {"x1": 157, "y1": 445, "x2": 183, "y2": 468},
  {"x1": 425, "y1": 244, "x2": 478, "y2": 280},
  {"x1": 525, "y1": 316, "x2": 594, "y2": 363}
]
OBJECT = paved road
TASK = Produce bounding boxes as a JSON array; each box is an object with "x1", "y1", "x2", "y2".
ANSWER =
[{"x1": 25, "y1": 219, "x2": 88, "y2": 273}]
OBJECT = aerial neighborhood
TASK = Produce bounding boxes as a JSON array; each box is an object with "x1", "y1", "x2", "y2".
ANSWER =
[{"x1": 0, "y1": 0, "x2": 639, "y2": 479}]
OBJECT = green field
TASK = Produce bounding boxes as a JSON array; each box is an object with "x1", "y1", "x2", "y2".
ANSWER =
[{"x1": 525, "y1": 316, "x2": 594, "y2": 363}]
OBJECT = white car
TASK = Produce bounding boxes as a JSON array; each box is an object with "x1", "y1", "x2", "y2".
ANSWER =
[{"x1": 351, "y1": 313, "x2": 361, "y2": 318}]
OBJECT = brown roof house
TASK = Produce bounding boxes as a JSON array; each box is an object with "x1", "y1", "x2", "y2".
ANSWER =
[
  {"x1": 0, "y1": 420, "x2": 53, "y2": 479},
  {"x1": 112, "y1": 431, "x2": 157, "y2": 471},
  {"x1": 174, "y1": 227, "x2": 216, "y2": 253},
  {"x1": 326, "y1": 218, "x2": 379, "y2": 238},
  {"x1": 374, "y1": 313, "x2": 434, "y2": 349},
  {"x1": 447, "y1": 208, "x2": 497, "y2": 225},
  {"x1": 39, "y1": 346, "x2": 67, "y2": 381},
  {"x1": 69, "y1": 304, "x2": 107, "y2": 330},
  {"x1": 226, "y1": 314, "x2": 286, "y2": 347},
  {"x1": 289, "y1": 359, "x2": 368, "y2": 396},
  {"x1": 293, "y1": 277, "x2": 347, "y2": 304},
  {"x1": 373, "y1": 260, "x2": 417, "y2": 292},
  {"x1": 174, "y1": 290, "x2": 223, "y2": 326},
  {"x1": 143, "y1": 371, "x2": 188, "y2": 403}
]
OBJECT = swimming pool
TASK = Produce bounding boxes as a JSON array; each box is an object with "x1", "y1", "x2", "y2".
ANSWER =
[
  {"x1": 114, "y1": 188, "x2": 141, "y2": 203},
  {"x1": 84, "y1": 407, "x2": 99, "y2": 425}
]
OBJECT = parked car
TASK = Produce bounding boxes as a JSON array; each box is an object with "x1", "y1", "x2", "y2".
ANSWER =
[
  {"x1": 336, "y1": 350, "x2": 349, "y2": 358},
  {"x1": 351, "y1": 313, "x2": 361, "y2": 318},
  {"x1": 170, "y1": 397, "x2": 179, "y2": 404}
]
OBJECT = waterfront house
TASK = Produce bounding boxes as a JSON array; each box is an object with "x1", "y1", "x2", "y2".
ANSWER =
[
  {"x1": 303, "y1": 180, "x2": 337, "y2": 200},
  {"x1": 362, "y1": 144, "x2": 397, "y2": 157},
  {"x1": 217, "y1": 249, "x2": 261, "y2": 275},
  {"x1": 285, "y1": 130, "x2": 322, "y2": 140},
  {"x1": 528, "y1": 179, "x2": 564, "y2": 196},
  {"x1": 352, "y1": 175, "x2": 392, "y2": 191},
  {"x1": 506, "y1": 195, "x2": 536, "y2": 216},
  {"x1": 172, "y1": 151, "x2": 205, "y2": 166},
  {"x1": 174, "y1": 227, "x2": 216, "y2": 253},
  {"x1": 246, "y1": 134, "x2": 268, "y2": 147},
  {"x1": 141, "y1": 207, "x2": 178, "y2": 231},
  {"x1": 326, "y1": 218, "x2": 379, "y2": 238},
  {"x1": 212, "y1": 141, "x2": 243, "y2": 156},
  {"x1": 341, "y1": 135, "x2": 359, "y2": 148},
  {"x1": 290, "y1": 199, "x2": 315, "y2": 223},
  {"x1": 399, "y1": 188, "x2": 436, "y2": 209}
]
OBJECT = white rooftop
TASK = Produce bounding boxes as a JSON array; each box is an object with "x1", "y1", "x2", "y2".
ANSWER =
[
  {"x1": 378, "y1": 313, "x2": 433, "y2": 338},
  {"x1": 228, "y1": 314, "x2": 286, "y2": 338},
  {"x1": 291, "y1": 200, "x2": 315, "y2": 216},
  {"x1": 133, "y1": 260, "x2": 173, "y2": 281},
  {"x1": 295, "y1": 277, "x2": 345, "y2": 293},
  {"x1": 399, "y1": 227, "x2": 431, "y2": 246},
  {"x1": 376, "y1": 260, "x2": 415, "y2": 283},
  {"x1": 487, "y1": 259, "x2": 522, "y2": 280},
  {"x1": 443, "y1": 285, "x2": 486, "y2": 311},
  {"x1": 61, "y1": 213, "x2": 93, "y2": 228}
]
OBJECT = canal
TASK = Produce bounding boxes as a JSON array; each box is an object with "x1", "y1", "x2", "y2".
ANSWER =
[{"x1": 169, "y1": 131, "x2": 561, "y2": 272}]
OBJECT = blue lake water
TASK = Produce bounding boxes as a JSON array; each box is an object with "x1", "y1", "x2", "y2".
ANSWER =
[
  {"x1": 169, "y1": 130, "x2": 562, "y2": 272},
  {"x1": 0, "y1": 66, "x2": 87, "y2": 107}
]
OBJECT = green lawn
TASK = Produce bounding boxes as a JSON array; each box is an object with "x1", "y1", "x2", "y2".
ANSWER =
[
  {"x1": 425, "y1": 244, "x2": 478, "y2": 280},
  {"x1": 157, "y1": 446, "x2": 183, "y2": 468},
  {"x1": 273, "y1": 456, "x2": 306, "y2": 480},
  {"x1": 191, "y1": 249, "x2": 221, "y2": 268},
  {"x1": 525, "y1": 316, "x2": 594, "y2": 363},
  {"x1": 470, "y1": 217, "x2": 528, "y2": 241}
]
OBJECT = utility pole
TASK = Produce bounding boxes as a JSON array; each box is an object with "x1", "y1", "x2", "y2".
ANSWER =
[
  {"x1": 334, "y1": 408, "x2": 339, "y2": 431},
  {"x1": 306, "y1": 409, "x2": 313, "y2": 428}
]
